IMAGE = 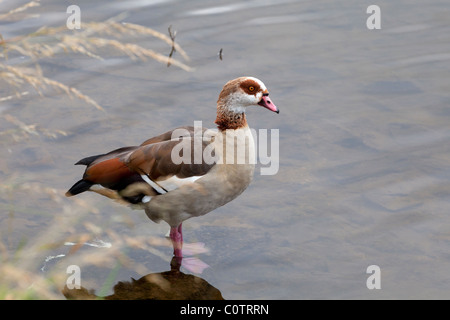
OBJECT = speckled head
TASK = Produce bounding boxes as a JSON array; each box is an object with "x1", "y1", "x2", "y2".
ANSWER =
[{"x1": 215, "y1": 77, "x2": 279, "y2": 130}]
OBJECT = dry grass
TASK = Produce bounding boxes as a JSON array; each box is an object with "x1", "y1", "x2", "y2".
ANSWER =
[
  {"x1": 0, "y1": 1, "x2": 41, "y2": 21},
  {"x1": 0, "y1": 179, "x2": 174, "y2": 299},
  {"x1": 0, "y1": 1, "x2": 192, "y2": 299},
  {"x1": 0, "y1": 1, "x2": 191, "y2": 139}
]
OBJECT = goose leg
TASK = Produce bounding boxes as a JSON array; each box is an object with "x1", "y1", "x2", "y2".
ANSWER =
[
  {"x1": 168, "y1": 224, "x2": 210, "y2": 273},
  {"x1": 169, "y1": 223, "x2": 183, "y2": 258}
]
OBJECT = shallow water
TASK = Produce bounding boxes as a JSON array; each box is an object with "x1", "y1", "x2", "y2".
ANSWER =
[{"x1": 1, "y1": 0, "x2": 450, "y2": 299}]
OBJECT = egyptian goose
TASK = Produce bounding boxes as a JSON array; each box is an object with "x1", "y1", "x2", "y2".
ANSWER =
[{"x1": 66, "y1": 77, "x2": 279, "y2": 259}]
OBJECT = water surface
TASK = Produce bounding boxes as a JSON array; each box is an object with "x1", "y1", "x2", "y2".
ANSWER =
[{"x1": 1, "y1": 0, "x2": 450, "y2": 299}]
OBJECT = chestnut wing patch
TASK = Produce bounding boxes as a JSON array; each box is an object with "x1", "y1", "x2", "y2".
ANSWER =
[
  {"x1": 67, "y1": 127, "x2": 216, "y2": 203},
  {"x1": 126, "y1": 136, "x2": 216, "y2": 181}
]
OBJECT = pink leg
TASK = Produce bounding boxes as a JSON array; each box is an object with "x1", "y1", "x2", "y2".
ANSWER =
[
  {"x1": 168, "y1": 224, "x2": 210, "y2": 273},
  {"x1": 169, "y1": 223, "x2": 183, "y2": 258}
]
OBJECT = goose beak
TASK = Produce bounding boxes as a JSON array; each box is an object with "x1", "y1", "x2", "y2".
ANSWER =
[{"x1": 258, "y1": 94, "x2": 279, "y2": 114}]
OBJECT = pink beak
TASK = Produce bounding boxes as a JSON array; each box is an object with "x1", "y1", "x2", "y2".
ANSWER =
[{"x1": 258, "y1": 94, "x2": 279, "y2": 113}]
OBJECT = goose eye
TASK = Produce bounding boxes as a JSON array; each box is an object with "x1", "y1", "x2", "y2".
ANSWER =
[{"x1": 248, "y1": 86, "x2": 255, "y2": 92}]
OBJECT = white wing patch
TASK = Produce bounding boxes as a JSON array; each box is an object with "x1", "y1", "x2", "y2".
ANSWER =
[
  {"x1": 157, "y1": 175, "x2": 202, "y2": 192},
  {"x1": 142, "y1": 196, "x2": 152, "y2": 203},
  {"x1": 141, "y1": 174, "x2": 167, "y2": 194},
  {"x1": 140, "y1": 174, "x2": 203, "y2": 204}
]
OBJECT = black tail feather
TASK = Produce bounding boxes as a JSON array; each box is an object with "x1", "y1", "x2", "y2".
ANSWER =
[
  {"x1": 74, "y1": 154, "x2": 105, "y2": 166},
  {"x1": 65, "y1": 179, "x2": 94, "y2": 197},
  {"x1": 74, "y1": 147, "x2": 137, "y2": 166}
]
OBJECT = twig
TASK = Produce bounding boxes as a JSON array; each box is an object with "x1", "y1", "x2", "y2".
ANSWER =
[{"x1": 167, "y1": 25, "x2": 176, "y2": 67}]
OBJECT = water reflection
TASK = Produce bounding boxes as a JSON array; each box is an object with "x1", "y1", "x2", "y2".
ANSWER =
[{"x1": 62, "y1": 257, "x2": 224, "y2": 300}]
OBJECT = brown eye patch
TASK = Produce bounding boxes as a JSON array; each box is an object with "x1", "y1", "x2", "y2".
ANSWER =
[{"x1": 240, "y1": 79, "x2": 260, "y2": 96}]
